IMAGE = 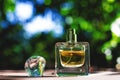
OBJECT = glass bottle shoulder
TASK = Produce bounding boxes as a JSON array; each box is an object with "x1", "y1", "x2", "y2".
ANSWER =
[
  {"x1": 55, "y1": 42, "x2": 89, "y2": 51},
  {"x1": 55, "y1": 42, "x2": 89, "y2": 46}
]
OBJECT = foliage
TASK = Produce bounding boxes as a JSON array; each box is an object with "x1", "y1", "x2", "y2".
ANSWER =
[{"x1": 0, "y1": 0, "x2": 120, "y2": 69}]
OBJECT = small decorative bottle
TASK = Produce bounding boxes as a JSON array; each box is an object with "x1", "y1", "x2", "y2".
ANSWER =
[{"x1": 55, "y1": 28, "x2": 90, "y2": 76}]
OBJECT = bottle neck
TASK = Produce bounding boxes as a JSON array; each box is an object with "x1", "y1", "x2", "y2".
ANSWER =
[{"x1": 66, "y1": 28, "x2": 77, "y2": 43}]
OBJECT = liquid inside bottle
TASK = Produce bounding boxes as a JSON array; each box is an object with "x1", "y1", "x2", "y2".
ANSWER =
[{"x1": 59, "y1": 50, "x2": 85, "y2": 67}]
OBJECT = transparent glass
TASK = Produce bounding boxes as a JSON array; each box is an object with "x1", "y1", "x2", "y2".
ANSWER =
[
  {"x1": 24, "y1": 56, "x2": 46, "y2": 77},
  {"x1": 55, "y1": 42, "x2": 90, "y2": 76}
]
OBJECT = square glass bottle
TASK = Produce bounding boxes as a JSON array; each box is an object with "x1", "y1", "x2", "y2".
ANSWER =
[{"x1": 55, "y1": 28, "x2": 90, "y2": 76}]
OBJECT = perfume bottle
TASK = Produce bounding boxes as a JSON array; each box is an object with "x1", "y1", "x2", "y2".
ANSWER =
[{"x1": 55, "y1": 28, "x2": 90, "y2": 76}]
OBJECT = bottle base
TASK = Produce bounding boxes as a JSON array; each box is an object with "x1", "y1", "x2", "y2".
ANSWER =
[
  {"x1": 56, "y1": 67, "x2": 89, "y2": 76},
  {"x1": 56, "y1": 72, "x2": 88, "y2": 76}
]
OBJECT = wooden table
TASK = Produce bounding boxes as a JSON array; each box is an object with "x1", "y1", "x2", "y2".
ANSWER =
[{"x1": 0, "y1": 69, "x2": 120, "y2": 80}]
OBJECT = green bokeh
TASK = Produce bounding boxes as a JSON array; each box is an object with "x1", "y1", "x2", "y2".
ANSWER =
[{"x1": 0, "y1": 0, "x2": 120, "y2": 69}]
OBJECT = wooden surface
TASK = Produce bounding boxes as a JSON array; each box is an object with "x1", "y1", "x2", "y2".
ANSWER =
[{"x1": 0, "y1": 70, "x2": 120, "y2": 80}]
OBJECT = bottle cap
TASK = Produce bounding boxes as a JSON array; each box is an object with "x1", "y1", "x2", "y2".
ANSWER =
[{"x1": 66, "y1": 28, "x2": 77, "y2": 43}]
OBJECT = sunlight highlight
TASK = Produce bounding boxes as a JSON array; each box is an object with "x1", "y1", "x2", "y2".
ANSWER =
[
  {"x1": 15, "y1": 2, "x2": 33, "y2": 22},
  {"x1": 6, "y1": 12, "x2": 17, "y2": 24},
  {"x1": 104, "y1": 48, "x2": 112, "y2": 61},
  {"x1": 111, "y1": 18, "x2": 120, "y2": 37},
  {"x1": 117, "y1": 57, "x2": 120, "y2": 64},
  {"x1": 23, "y1": 10, "x2": 63, "y2": 38}
]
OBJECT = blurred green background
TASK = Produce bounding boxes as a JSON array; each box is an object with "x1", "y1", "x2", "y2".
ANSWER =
[{"x1": 0, "y1": 0, "x2": 120, "y2": 70}]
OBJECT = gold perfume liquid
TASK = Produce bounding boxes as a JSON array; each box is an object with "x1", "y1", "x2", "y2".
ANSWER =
[{"x1": 59, "y1": 50, "x2": 85, "y2": 67}]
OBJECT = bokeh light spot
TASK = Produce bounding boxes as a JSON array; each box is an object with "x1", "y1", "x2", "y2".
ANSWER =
[
  {"x1": 36, "y1": 0, "x2": 44, "y2": 5},
  {"x1": 61, "y1": 1, "x2": 74, "y2": 10},
  {"x1": 102, "y1": 2, "x2": 113, "y2": 13},
  {"x1": 104, "y1": 48, "x2": 112, "y2": 61},
  {"x1": 15, "y1": 2, "x2": 34, "y2": 22},
  {"x1": 65, "y1": 16, "x2": 73, "y2": 25},
  {"x1": 6, "y1": 12, "x2": 17, "y2": 24},
  {"x1": 117, "y1": 57, "x2": 120, "y2": 64},
  {"x1": 60, "y1": 1, "x2": 74, "y2": 15},
  {"x1": 106, "y1": 55, "x2": 112, "y2": 61},
  {"x1": 107, "y1": 0, "x2": 115, "y2": 3},
  {"x1": 111, "y1": 18, "x2": 120, "y2": 37},
  {"x1": 23, "y1": 9, "x2": 64, "y2": 38},
  {"x1": 116, "y1": 64, "x2": 120, "y2": 70},
  {"x1": 104, "y1": 48, "x2": 112, "y2": 56}
]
